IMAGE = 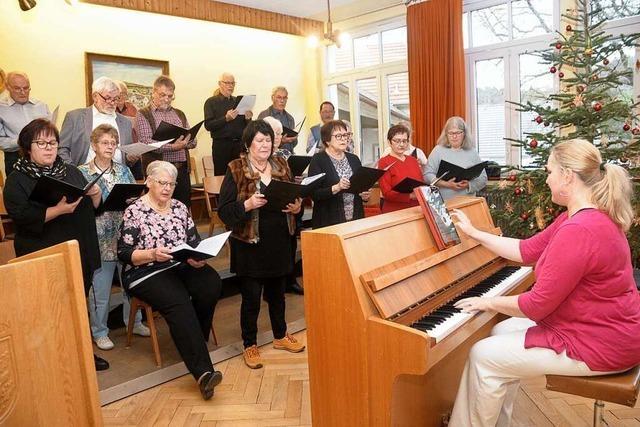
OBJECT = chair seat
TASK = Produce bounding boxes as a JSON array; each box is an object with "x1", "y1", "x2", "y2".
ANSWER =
[{"x1": 546, "y1": 365, "x2": 640, "y2": 407}]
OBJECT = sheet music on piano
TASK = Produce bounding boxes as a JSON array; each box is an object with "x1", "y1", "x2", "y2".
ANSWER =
[{"x1": 414, "y1": 186, "x2": 461, "y2": 250}]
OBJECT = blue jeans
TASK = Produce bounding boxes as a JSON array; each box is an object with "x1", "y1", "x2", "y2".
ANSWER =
[{"x1": 89, "y1": 260, "x2": 142, "y2": 339}]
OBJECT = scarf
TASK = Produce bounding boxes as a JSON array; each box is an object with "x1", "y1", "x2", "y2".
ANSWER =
[{"x1": 13, "y1": 156, "x2": 68, "y2": 180}]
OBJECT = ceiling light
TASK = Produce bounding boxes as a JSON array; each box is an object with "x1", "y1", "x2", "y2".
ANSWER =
[{"x1": 309, "y1": 0, "x2": 348, "y2": 48}]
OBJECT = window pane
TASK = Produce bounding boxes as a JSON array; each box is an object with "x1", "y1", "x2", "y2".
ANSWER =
[
  {"x1": 604, "y1": 43, "x2": 635, "y2": 103},
  {"x1": 592, "y1": 0, "x2": 640, "y2": 21},
  {"x1": 354, "y1": 33, "x2": 380, "y2": 68},
  {"x1": 512, "y1": 0, "x2": 554, "y2": 40},
  {"x1": 387, "y1": 72, "x2": 410, "y2": 125},
  {"x1": 519, "y1": 52, "x2": 554, "y2": 167},
  {"x1": 471, "y1": 4, "x2": 509, "y2": 47},
  {"x1": 475, "y1": 58, "x2": 505, "y2": 164},
  {"x1": 328, "y1": 82, "x2": 351, "y2": 124},
  {"x1": 463, "y1": 12, "x2": 469, "y2": 49},
  {"x1": 357, "y1": 78, "x2": 380, "y2": 165},
  {"x1": 328, "y1": 43, "x2": 354, "y2": 73},
  {"x1": 382, "y1": 27, "x2": 407, "y2": 63}
]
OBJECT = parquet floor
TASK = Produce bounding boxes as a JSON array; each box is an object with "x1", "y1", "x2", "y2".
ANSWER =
[{"x1": 102, "y1": 331, "x2": 640, "y2": 426}]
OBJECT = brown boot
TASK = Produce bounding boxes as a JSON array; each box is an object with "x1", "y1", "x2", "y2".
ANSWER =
[
  {"x1": 273, "y1": 333, "x2": 305, "y2": 353},
  {"x1": 243, "y1": 345, "x2": 263, "y2": 369}
]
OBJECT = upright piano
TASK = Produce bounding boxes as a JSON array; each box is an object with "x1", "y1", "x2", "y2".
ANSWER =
[{"x1": 300, "y1": 197, "x2": 535, "y2": 426}]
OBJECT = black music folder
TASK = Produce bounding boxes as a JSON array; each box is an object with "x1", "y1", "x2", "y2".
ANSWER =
[
  {"x1": 152, "y1": 120, "x2": 204, "y2": 142},
  {"x1": 282, "y1": 117, "x2": 306, "y2": 138},
  {"x1": 262, "y1": 174, "x2": 325, "y2": 211},
  {"x1": 346, "y1": 166, "x2": 387, "y2": 194},
  {"x1": 287, "y1": 155, "x2": 312, "y2": 177},
  {"x1": 29, "y1": 168, "x2": 106, "y2": 207},
  {"x1": 436, "y1": 160, "x2": 488, "y2": 182},
  {"x1": 100, "y1": 183, "x2": 146, "y2": 212},
  {"x1": 391, "y1": 177, "x2": 426, "y2": 194},
  {"x1": 169, "y1": 231, "x2": 231, "y2": 262}
]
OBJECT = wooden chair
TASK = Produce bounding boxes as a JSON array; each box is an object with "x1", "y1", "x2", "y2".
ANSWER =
[
  {"x1": 546, "y1": 365, "x2": 640, "y2": 426},
  {"x1": 189, "y1": 155, "x2": 200, "y2": 186},
  {"x1": 203, "y1": 175, "x2": 225, "y2": 237},
  {"x1": 202, "y1": 155, "x2": 214, "y2": 177},
  {"x1": 126, "y1": 297, "x2": 219, "y2": 368}
]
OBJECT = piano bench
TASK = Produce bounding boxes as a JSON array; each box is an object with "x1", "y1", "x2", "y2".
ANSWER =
[{"x1": 545, "y1": 365, "x2": 640, "y2": 427}]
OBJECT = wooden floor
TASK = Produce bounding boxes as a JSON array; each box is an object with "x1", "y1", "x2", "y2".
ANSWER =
[{"x1": 102, "y1": 331, "x2": 640, "y2": 426}]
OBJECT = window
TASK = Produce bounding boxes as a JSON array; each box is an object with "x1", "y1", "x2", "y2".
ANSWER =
[
  {"x1": 592, "y1": 0, "x2": 640, "y2": 21},
  {"x1": 327, "y1": 82, "x2": 351, "y2": 122},
  {"x1": 328, "y1": 43, "x2": 353, "y2": 74},
  {"x1": 387, "y1": 72, "x2": 410, "y2": 125},
  {"x1": 382, "y1": 27, "x2": 407, "y2": 63},
  {"x1": 475, "y1": 58, "x2": 506, "y2": 164},
  {"x1": 512, "y1": 0, "x2": 553, "y2": 40},
  {"x1": 354, "y1": 34, "x2": 381, "y2": 68},
  {"x1": 471, "y1": 4, "x2": 509, "y2": 47},
  {"x1": 357, "y1": 78, "x2": 380, "y2": 165}
]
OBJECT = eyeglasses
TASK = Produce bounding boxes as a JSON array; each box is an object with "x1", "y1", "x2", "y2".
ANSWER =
[
  {"x1": 220, "y1": 81, "x2": 236, "y2": 86},
  {"x1": 10, "y1": 86, "x2": 30, "y2": 93},
  {"x1": 447, "y1": 130, "x2": 464, "y2": 137},
  {"x1": 155, "y1": 92, "x2": 175, "y2": 100},
  {"x1": 97, "y1": 140, "x2": 118, "y2": 147},
  {"x1": 97, "y1": 92, "x2": 119, "y2": 104},
  {"x1": 152, "y1": 178, "x2": 177, "y2": 188},
  {"x1": 32, "y1": 139, "x2": 59, "y2": 149},
  {"x1": 391, "y1": 138, "x2": 409, "y2": 144},
  {"x1": 332, "y1": 133, "x2": 351, "y2": 141},
  {"x1": 275, "y1": 96, "x2": 288, "y2": 101}
]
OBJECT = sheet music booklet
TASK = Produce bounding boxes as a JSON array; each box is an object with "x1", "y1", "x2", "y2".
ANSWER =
[
  {"x1": 29, "y1": 168, "x2": 107, "y2": 207},
  {"x1": 261, "y1": 173, "x2": 325, "y2": 212},
  {"x1": 413, "y1": 185, "x2": 461, "y2": 250},
  {"x1": 169, "y1": 231, "x2": 232, "y2": 262}
]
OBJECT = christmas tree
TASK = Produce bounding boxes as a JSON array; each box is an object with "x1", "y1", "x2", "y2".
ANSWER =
[{"x1": 488, "y1": 0, "x2": 640, "y2": 265}]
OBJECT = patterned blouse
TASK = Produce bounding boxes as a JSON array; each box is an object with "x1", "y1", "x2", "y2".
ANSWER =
[
  {"x1": 79, "y1": 161, "x2": 135, "y2": 262},
  {"x1": 117, "y1": 198, "x2": 200, "y2": 288},
  {"x1": 329, "y1": 155, "x2": 355, "y2": 221}
]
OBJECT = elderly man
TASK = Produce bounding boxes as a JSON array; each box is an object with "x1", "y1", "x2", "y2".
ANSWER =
[
  {"x1": 0, "y1": 72, "x2": 50, "y2": 174},
  {"x1": 204, "y1": 72, "x2": 252, "y2": 176},
  {"x1": 135, "y1": 75, "x2": 196, "y2": 206},
  {"x1": 59, "y1": 76, "x2": 133, "y2": 166},
  {"x1": 306, "y1": 101, "x2": 336, "y2": 154},
  {"x1": 257, "y1": 86, "x2": 297, "y2": 153}
]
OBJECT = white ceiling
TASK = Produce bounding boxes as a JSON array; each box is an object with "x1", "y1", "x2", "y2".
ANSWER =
[{"x1": 215, "y1": 0, "x2": 358, "y2": 19}]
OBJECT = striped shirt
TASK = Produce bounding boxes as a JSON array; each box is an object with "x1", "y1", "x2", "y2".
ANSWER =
[{"x1": 135, "y1": 104, "x2": 196, "y2": 163}]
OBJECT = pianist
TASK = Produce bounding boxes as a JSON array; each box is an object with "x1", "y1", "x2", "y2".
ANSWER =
[{"x1": 448, "y1": 139, "x2": 640, "y2": 427}]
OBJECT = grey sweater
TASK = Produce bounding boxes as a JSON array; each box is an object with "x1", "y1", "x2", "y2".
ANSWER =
[{"x1": 425, "y1": 145, "x2": 488, "y2": 200}]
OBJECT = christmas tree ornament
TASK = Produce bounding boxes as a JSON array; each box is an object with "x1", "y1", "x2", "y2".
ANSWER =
[
  {"x1": 505, "y1": 202, "x2": 514, "y2": 213},
  {"x1": 520, "y1": 212, "x2": 529, "y2": 221},
  {"x1": 585, "y1": 48, "x2": 593, "y2": 56},
  {"x1": 535, "y1": 115, "x2": 543, "y2": 124},
  {"x1": 529, "y1": 139, "x2": 538, "y2": 148},
  {"x1": 623, "y1": 123, "x2": 631, "y2": 131},
  {"x1": 526, "y1": 179, "x2": 534, "y2": 194},
  {"x1": 550, "y1": 66, "x2": 557, "y2": 74},
  {"x1": 566, "y1": 24, "x2": 572, "y2": 32},
  {"x1": 603, "y1": 58, "x2": 609, "y2": 65},
  {"x1": 498, "y1": 180, "x2": 508, "y2": 189},
  {"x1": 577, "y1": 85, "x2": 585, "y2": 93},
  {"x1": 633, "y1": 128, "x2": 640, "y2": 135},
  {"x1": 593, "y1": 102, "x2": 602, "y2": 112},
  {"x1": 555, "y1": 42, "x2": 563, "y2": 49},
  {"x1": 559, "y1": 71, "x2": 565, "y2": 78},
  {"x1": 514, "y1": 187, "x2": 522, "y2": 196},
  {"x1": 573, "y1": 94, "x2": 584, "y2": 107},
  {"x1": 508, "y1": 174, "x2": 517, "y2": 182},
  {"x1": 535, "y1": 207, "x2": 546, "y2": 230}
]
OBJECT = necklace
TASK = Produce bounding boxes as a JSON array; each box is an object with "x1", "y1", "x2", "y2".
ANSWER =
[
  {"x1": 93, "y1": 159, "x2": 113, "y2": 174},
  {"x1": 144, "y1": 195, "x2": 170, "y2": 213},
  {"x1": 249, "y1": 158, "x2": 269, "y2": 174}
]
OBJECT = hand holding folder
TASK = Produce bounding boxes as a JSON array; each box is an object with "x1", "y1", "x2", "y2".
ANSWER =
[
  {"x1": 169, "y1": 231, "x2": 231, "y2": 262},
  {"x1": 151, "y1": 120, "x2": 204, "y2": 142},
  {"x1": 346, "y1": 166, "x2": 388, "y2": 194},
  {"x1": 436, "y1": 160, "x2": 487, "y2": 183},
  {"x1": 29, "y1": 168, "x2": 106, "y2": 207},
  {"x1": 261, "y1": 174, "x2": 325, "y2": 212}
]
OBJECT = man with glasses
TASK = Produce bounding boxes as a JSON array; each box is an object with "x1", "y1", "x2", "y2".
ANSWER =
[
  {"x1": 306, "y1": 101, "x2": 336, "y2": 154},
  {"x1": 59, "y1": 76, "x2": 133, "y2": 166},
  {"x1": 257, "y1": 86, "x2": 297, "y2": 153},
  {"x1": 204, "y1": 72, "x2": 253, "y2": 176},
  {"x1": 0, "y1": 71, "x2": 50, "y2": 175},
  {"x1": 136, "y1": 75, "x2": 196, "y2": 206}
]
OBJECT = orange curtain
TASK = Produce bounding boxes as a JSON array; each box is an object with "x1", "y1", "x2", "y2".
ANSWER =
[{"x1": 407, "y1": 0, "x2": 466, "y2": 156}]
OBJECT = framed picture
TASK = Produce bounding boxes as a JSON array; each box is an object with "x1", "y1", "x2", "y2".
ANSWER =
[{"x1": 85, "y1": 53, "x2": 169, "y2": 109}]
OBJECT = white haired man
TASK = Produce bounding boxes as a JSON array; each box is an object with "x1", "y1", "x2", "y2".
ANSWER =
[
  {"x1": 59, "y1": 76, "x2": 133, "y2": 166},
  {"x1": 0, "y1": 71, "x2": 50, "y2": 174},
  {"x1": 203, "y1": 72, "x2": 252, "y2": 176},
  {"x1": 257, "y1": 86, "x2": 297, "y2": 153}
]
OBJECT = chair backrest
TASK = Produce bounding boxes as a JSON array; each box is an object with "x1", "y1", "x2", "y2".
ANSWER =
[
  {"x1": 189, "y1": 156, "x2": 200, "y2": 185},
  {"x1": 0, "y1": 239, "x2": 15, "y2": 264},
  {"x1": 203, "y1": 175, "x2": 224, "y2": 216},
  {"x1": 0, "y1": 189, "x2": 7, "y2": 215},
  {"x1": 365, "y1": 186, "x2": 381, "y2": 207},
  {"x1": 3, "y1": 241, "x2": 103, "y2": 425},
  {"x1": 202, "y1": 155, "x2": 214, "y2": 177}
]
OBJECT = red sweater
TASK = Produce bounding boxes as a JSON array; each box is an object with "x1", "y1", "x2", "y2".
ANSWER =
[
  {"x1": 378, "y1": 154, "x2": 423, "y2": 213},
  {"x1": 518, "y1": 209, "x2": 640, "y2": 371}
]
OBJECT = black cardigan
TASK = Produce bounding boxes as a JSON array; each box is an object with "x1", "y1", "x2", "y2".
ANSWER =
[{"x1": 308, "y1": 151, "x2": 364, "y2": 229}]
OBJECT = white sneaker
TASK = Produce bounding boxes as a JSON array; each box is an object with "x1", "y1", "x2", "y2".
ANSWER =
[
  {"x1": 94, "y1": 336, "x2": 114, "y2": 350},
  {"x1": 133, "y1": 324, "x2": 151, "y2": 337}
]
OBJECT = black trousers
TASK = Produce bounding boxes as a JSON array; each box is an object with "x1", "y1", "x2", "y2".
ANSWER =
[
  {"x1": 239, "y1": 276, "x2": 287, "y2": 348},
  {"x1": 3, "y1": 150, "x2": 19, "y2": 177},
  {"x1": 127, "y1": 264, "x2": 222, "y2": 379},
  {"x1": 212, "y1": 138, "x2": 243, "y2": 176},
  {"x1": 172, "y1": 162, "x2": 191, "y2": 207}
]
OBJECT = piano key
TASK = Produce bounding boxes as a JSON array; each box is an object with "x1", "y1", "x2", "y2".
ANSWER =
[{"x1": 410, "y1": 266, "x2": 533, "y2": 343}]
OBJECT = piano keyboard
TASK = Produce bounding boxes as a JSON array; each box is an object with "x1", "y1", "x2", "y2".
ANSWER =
[{"x1": 410, "y1": 265, "x2": 533, "y2": 343}]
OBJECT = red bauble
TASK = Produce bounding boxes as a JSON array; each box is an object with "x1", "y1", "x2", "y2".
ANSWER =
[
  {"x1": 603, "y1": 58, "x2": 609, "y2": 65},
  {"x1": 593, "y1": 102, "x2": 602, "y2": 112},
  {"x1": 535, "y1": 116, "x2": 543, "y2": 124},
  {"x1": 508, "y1": 174, "x2": 517, "y2": 182},
  {"x1": 559, "y1": 71, "x2": 565, "y2": 78},
  {"x1": 577, "y1": 85, "x2": 585, "y2": 93},
  {"x1": 529, "y1": 139, "x2": 538, "y2": 148},
  {"x1": 546, "y1": 207, "x2": 555, "y2": 215},
  {"x1": 555, "y1": 42, "x2": 563, "y2": 49},
  {"x1": 550, "y1": 66, "x2": 557, "y2": 74},
  {"x1": 514, "y1": 187, "x2": 522, "y2": 196},
  {"x1": 623, "y1": 123, "x2": 631, "y2": 131},
  {"x1": 520, "y1": 212, "x2": 529, "y2": 221},
  {"x1": 633, "y1": 128, "x2": 640, "y2": 135},
  {"x1": 566, "y1": 24, "x2": 572, "y2": 32}
]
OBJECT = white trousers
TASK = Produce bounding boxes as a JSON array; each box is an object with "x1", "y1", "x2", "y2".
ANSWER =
[{"x1": 449, "y1": 317, "x2": 609, "y2": 427}]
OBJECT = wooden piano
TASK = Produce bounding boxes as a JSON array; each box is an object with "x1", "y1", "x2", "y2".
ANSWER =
[{"x1": 300, "y1": 197, "x2": 535, "y2": 426}]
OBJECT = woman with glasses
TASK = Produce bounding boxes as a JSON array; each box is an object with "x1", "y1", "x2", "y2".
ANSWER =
[
  {"x1": 308, "y1": 120, "x2": 370, "y2": 229},
  {"x1": 78, "y1": 124, "x2": 148, "y2": 352},
  {"x1": 425, "y1": 116, "x2": 487, "y2": 200},
  {"x1": 378, "y1": 124, "x2": 424, "y2": 213},
  {"x1": 4, "y1": 118, "x2": 108, "y2": 371},
  {"x1": 117, "y1": 160, "x2": 223, "y2": 400}
]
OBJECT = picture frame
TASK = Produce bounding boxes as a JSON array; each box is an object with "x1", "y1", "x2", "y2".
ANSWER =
[{"x1": 84, "y1": 53, "x2": 169, "y2": 109}]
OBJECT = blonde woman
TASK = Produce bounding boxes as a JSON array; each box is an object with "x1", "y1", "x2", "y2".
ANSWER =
[{"x1": 449, "y1": 139, "x2": 640, "y2": 426}]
